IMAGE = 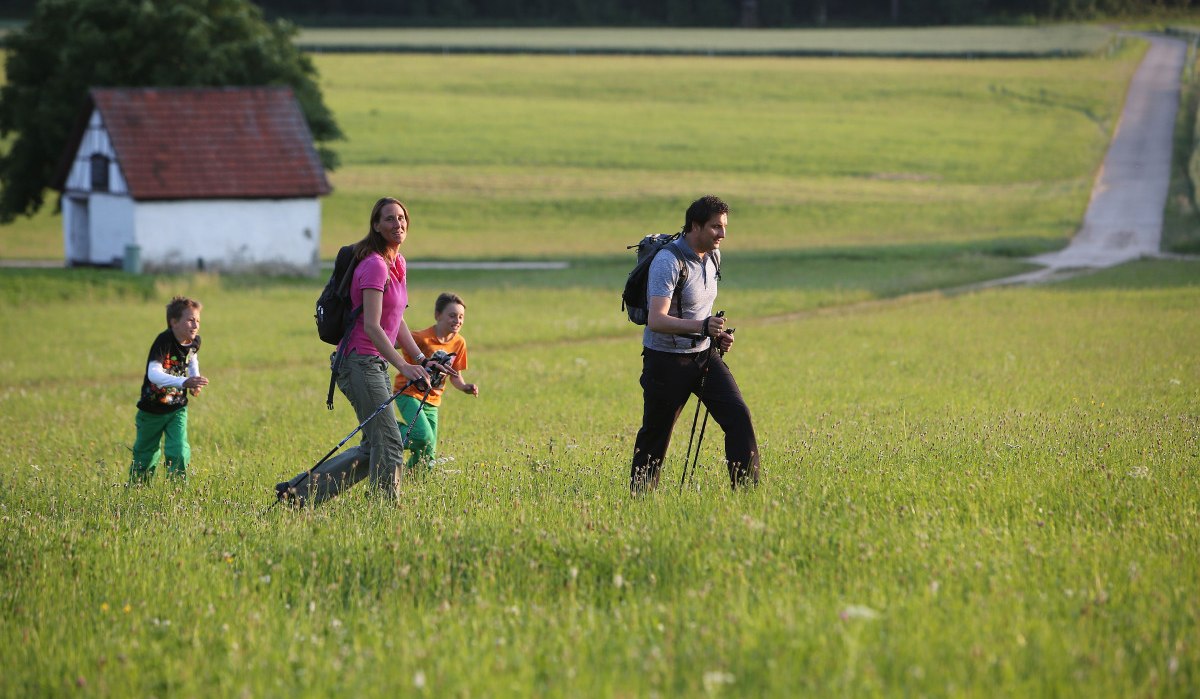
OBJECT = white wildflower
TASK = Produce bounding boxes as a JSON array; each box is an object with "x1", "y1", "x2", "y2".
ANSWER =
[
  {"x1": 702, "y1": 670, "x2": 735, "y2": 692},
  {"x1": 840, "y1": 605, "x2": 880, "y2": 621}
]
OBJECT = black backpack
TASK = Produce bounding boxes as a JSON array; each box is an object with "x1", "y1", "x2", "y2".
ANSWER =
[
  {"x1": 315, "y1": 245, "x2": 361, "y2": 409},
  {"x1": 316, "y1": 245, "x2": 360, "y2": 346},
  {"x1": 621, "y1": 233, "x2": 719, "y2": 325}
]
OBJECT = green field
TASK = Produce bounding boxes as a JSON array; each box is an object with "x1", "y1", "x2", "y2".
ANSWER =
[
  {"x1": 2, "y1": 29, "x2": 1199, "y2": 698},
  {"x1": 0, "y1": 32, "x2": 1143, "y2": 266},
  {"x1": 296, "y1": 24, "x2": 1114, "y2": 57}
]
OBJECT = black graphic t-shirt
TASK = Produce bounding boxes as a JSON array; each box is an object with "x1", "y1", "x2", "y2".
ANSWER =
[{"x1": 137, "y1": 330, "x2": 202, "y2": 414}]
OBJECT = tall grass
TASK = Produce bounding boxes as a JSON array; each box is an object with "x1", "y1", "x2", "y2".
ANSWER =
[{"x1": 1, "y1": 261, "x2": 1198, "y2": 696}]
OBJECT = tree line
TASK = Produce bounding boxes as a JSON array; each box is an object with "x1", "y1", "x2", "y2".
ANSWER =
[
  {"x1": 241, "y1": 0, "x2": 1195, "y2": 26},
  {"x1": 0, "y1": 0, "x2": 1194, "y2": 25}
]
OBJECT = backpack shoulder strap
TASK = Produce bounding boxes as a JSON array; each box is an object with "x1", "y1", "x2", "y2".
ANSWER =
[
  {"x1": 663, "y1": 242, "x2": 690, "y2": 316},
  {"x1": 665, "y1": 241, "x2": 689, "y2": 280},
  {"x1": 335, "y1": 245, "x2": 357, "y2": 296}
]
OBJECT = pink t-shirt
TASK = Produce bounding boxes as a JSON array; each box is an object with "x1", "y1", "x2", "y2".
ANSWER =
[{"x1": 345, "y1": 252, "x2": 408, "y2": 358}]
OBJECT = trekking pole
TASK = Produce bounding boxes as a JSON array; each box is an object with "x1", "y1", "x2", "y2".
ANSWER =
[
  {"x1": 398, "y1": 353, "x2": 454, "y2": 452},
  {"x1": 398, "y1": 383, "x2": 434, "y2": 450},
  {"x1": 683, "y1": 326, "x2": 735, "y2": 491},
  {"x1": 272, "y1": 376, "x2": 427, "y2": 507},
  {"x1": 679, "y1": 312, "x2": 723, "y2": 493}
]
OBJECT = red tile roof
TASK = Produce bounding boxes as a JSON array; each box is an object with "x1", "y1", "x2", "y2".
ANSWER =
[{"x1": 81, "y1": 87, "x2": 331, "y2": 200}]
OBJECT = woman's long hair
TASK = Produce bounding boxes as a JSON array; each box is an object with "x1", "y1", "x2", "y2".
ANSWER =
[{"x1": 354, "y1": 197, "x2": 410, "y2": 262}]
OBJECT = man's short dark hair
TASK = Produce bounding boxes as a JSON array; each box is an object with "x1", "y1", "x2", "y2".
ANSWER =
[{"x1": 683, "y1": 195, "x2": 730, "y2": 233}]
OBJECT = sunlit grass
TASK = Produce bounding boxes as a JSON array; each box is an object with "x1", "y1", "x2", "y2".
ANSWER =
[{"x1": 1, "y1": 260, "x2": 1197, "y2": 696}]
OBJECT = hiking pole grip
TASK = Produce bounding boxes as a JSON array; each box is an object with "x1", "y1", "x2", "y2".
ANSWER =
[{"x1": 718, "y1": 328, "x2": 735, "y2": 357}]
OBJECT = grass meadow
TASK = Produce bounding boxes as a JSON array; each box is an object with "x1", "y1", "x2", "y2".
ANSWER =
[
  {"x1": 1, "y1": 260, "x2": 1198, "y2": 697},
  {"x1": 2, "y1": 28, "x2": 1199, "y2": 698}
]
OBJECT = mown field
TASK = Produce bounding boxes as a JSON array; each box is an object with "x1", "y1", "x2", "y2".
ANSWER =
[
  {"x1": 2, "y1": 29, "x2": 1199, "y2": 698},
  {"x1": 1, "y1": 30, "x2": 1143, "y2": 266},
  {"x1": 295, "y1": 24, "x2": 1114, "y2": 56}
]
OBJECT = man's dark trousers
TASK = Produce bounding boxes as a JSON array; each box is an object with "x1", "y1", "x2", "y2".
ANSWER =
[{"x1": 630, "y1": 347, "x2": 759, "y2": 491}]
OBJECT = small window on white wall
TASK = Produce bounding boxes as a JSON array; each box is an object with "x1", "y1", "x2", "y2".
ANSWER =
[{"x1": 90, "y1": 153, "x2": 109, "y2": 192}]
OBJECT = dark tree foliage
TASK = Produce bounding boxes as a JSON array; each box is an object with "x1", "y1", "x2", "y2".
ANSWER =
[{"x1": 0, "y1": 0, "x2": 342, "y2": 222}]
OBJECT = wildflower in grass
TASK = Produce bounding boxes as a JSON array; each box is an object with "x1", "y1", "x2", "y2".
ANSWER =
[
  {"x1": 123, "y1": 604, "x2": 131, "y2": 614},
  {"x1": 100, "y1": 602, "x2": 109, "y2": 613},
  {"x1": 839, "y1": 605, "x2": 879, "y2": 621},
  {"x1": 414, "y1": 671, "x2": 426, "y2": 689},
  {"x1": 702, "y1": 670, "x2": 735, "y2": 692},
  {"x1": 613, "y1": 573, "x2": 625, "y2": 589}
]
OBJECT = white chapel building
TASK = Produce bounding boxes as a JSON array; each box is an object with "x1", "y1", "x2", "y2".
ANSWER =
[{"x1": 54, "y1": 86, "x2": 332, "y2": 274}]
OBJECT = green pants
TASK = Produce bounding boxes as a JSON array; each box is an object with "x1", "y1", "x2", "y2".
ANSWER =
[
  {"x1": 396, "y1": 394, "x2": 439, "y2": 471},
  {"x1": 129, "y1": 407, "x2": 190, "y2": 483}
]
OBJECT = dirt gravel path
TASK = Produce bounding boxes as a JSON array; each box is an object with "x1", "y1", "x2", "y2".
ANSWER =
[{"x1": 985, "y1": 33, "x2": 1187, "y2": 287}]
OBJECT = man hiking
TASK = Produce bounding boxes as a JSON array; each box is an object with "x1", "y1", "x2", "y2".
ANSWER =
[{"x1": 630, "y1": 195, "x2": 760, "y2": 492}]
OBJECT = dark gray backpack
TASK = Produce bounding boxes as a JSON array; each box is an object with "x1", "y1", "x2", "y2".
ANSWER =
[{"x1": 621, "y1": 234, "x2": 719, "y2": 324}]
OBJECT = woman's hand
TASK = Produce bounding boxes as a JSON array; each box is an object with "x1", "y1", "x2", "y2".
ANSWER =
[
  {"x1": 424, "y1": 357, "x2": 458, "y2": 378},
  {"x1": 396, "y1": 361, "x2": 430, "y2": 387}
]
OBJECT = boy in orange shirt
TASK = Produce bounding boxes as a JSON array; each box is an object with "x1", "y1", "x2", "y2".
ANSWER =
[{"x1": 393, "y1": 292, "x2": 479, "y2": 471}]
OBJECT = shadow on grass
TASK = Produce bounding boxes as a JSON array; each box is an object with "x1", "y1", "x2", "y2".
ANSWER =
[
  {"x1": 0, "y1": 239, "x2": 1049, "y2": 306},
  {"x1": 1047, "y1": 257, "x2": 1200, "y2": 290},
  {"x1": 10, "y1": 241, "x2": 1188, "y2": 308}
]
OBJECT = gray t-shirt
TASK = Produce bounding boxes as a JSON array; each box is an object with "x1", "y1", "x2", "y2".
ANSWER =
[{"x1": 642, "y1": 238, "x2": 720, "y2": 354}]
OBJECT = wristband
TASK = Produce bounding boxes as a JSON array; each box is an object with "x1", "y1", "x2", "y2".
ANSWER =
[
  {"x1": 414, "y1": 353, "x2": 426, "y2": 365},
  {"x1": 702, "y1": 317, "x2": 711, "y2": 337}
]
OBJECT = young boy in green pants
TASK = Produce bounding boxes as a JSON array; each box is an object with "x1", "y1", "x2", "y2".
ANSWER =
[
  {"x1": 393, "y1": 292, "x2": 479, "y2": 471},
  {"x1": 129, "y1": 296, "x2": 209, "y2": 484}
]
